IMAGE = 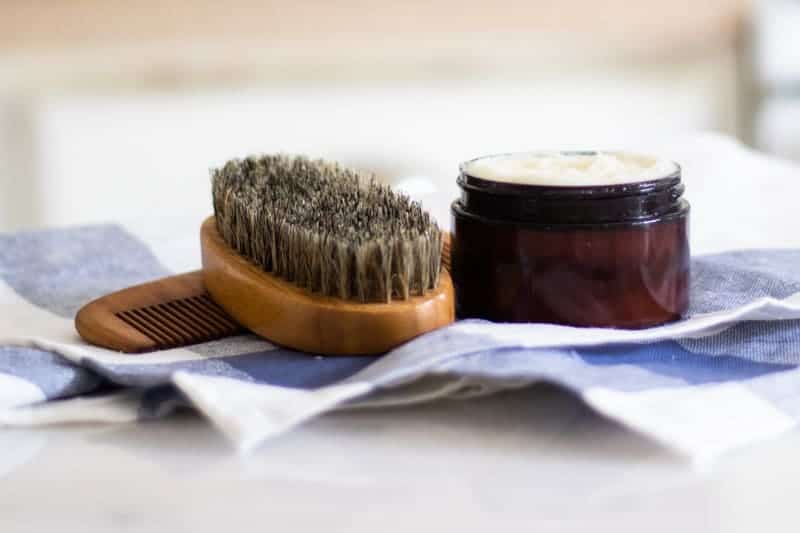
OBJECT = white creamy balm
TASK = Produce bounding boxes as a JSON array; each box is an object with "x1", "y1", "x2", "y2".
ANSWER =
[{"x1": 463, "y1": 151, "x2": 677, "y2": 187}]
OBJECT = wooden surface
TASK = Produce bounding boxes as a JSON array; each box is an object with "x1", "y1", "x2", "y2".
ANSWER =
[{"x1": 201, "y1": 217, "x2": 455, "y2": 355}]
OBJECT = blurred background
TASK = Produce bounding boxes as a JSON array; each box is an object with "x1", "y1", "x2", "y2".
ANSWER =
[{"x1": 0, "y1": 0, "x2": 796, "y2": 232}]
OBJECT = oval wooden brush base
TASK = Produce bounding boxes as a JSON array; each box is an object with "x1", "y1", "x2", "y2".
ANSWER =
[{"x1": 200, "y1": 217, "x2": 455, "y2": 355}]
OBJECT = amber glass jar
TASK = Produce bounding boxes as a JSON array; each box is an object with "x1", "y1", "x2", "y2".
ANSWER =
[{"x1": 450, "y1": 151, "x2": 690, "y2": 328}]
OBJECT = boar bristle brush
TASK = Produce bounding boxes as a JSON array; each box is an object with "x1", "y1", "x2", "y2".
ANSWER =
[{"x1": 76, "y1": 155, "x2": 454, "y2": 355}]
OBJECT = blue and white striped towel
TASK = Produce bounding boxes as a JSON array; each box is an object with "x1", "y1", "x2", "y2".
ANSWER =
[
  {"x1": 3, "y1": 221, "x2": 800, "y2": 464},
  {"x1": 2, "y1": 136, "x2": 800, "y2": 464}
]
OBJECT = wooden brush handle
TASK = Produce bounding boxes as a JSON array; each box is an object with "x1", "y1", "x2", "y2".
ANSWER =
[{"x1": 201, "y1": 217, "x2": 454, "y2": 355}]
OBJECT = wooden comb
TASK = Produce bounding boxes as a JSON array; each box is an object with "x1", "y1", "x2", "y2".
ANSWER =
[{"x1": 76, "y1": 217, "x2": 454, "y2": 355}]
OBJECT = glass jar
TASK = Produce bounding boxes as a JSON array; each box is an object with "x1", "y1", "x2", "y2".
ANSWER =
[{"x1": 450, "y1": 151, "x2": 690, "y2": 328}]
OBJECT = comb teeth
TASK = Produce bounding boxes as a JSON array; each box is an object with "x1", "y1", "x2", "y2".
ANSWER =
[{"x1": 116, "y1": 294, "x2": 243, "y2": 350}]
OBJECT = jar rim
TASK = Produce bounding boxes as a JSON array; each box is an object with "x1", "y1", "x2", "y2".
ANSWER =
[
  {"x1": 459, "y1": 151, "x2": 681, "y2": 198},
  {"x1": 456, "y1": 151, "x2": 686, "y2": 225}
]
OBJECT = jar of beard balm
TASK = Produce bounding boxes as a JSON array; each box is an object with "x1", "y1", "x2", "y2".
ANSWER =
[{"x1": 450, "y1": 151, "x2": 690, "y2": 328}]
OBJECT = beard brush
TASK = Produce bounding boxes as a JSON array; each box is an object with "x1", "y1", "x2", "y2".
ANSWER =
[{"x1": 75, "y1": 155, "x2": 454, "y2": 356}]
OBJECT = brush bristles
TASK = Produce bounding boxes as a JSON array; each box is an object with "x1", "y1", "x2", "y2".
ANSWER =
[{"x1": 211, "y1": 154, "x2": 442, "y2": 303}]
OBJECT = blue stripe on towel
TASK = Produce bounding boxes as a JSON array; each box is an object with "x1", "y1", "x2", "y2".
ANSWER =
[
  {"x1": 436, "y1": 341, "x2": 793, "y2": 394},
  {"x1": 0, "y1": 346, "x2": 103, "y2": 399},
  {"x1": 688, "y1": 249, "x2": 800, "y2": 314},
  {"x1": 0, "y1": 225, "x2": 168, "y2": 318},
  {"x1": 577, "y1": 341, "x2": 793, "y2": 385},
  {"x1": 678, "y1": 320, "x2": 800, "y2": 365},
  {"x1": 80, "y1": 349, "x2": 375, "y2": 390}
]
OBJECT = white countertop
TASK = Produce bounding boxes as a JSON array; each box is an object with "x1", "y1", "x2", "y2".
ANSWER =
[{"x1": 2, "y1": 385, "x2": 799, "y2": 532}]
